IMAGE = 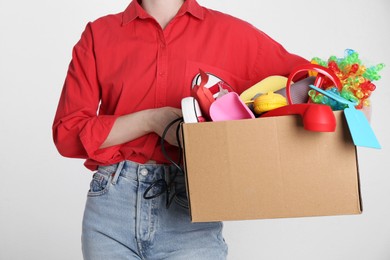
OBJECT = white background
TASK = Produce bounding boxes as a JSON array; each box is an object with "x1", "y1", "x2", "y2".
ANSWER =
[{"x1": 1, "y1": 0, "x2": 389, "y2": 259}]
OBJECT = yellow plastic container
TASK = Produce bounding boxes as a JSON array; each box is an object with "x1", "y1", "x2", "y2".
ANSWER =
[{"x1": 253, "y1": 92, "x2": 288, "y2": 114}]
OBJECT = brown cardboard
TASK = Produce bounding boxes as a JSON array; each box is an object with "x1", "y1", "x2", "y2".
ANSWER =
[{"x1": 181, "y1": 111, "x2": 362, "y2": 222}]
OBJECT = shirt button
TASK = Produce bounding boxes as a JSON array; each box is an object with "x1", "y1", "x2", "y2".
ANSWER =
[{"x1": 140, "y1": 168, "x2": 148, "y2": 176}]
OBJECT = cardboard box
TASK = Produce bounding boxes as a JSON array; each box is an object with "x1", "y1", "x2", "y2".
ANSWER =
[{"x1": 181, "y1": 111, "x2": 362, "y2": 222}]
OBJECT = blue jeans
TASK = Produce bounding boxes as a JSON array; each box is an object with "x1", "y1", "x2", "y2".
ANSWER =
[{"x1": 82, "y1": 160, "x2": 228, "y2": 260}]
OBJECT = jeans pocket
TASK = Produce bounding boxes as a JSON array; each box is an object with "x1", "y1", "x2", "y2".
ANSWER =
[
  {"x1": 173, "y1": 189, "x2": 189, "y2": 209},
  {"x1": 87, "y1": 172, "x2": 111, "y2": 197}
]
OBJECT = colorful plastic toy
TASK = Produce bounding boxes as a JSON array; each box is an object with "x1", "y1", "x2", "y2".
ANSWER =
[{"x1": 310, "y1": 49, "x2": 384, "y2": 109}]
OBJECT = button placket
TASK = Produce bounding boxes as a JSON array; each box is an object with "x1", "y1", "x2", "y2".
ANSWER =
[{"x1": 155, "y1": 29, "x2": 168, "y2": 108}]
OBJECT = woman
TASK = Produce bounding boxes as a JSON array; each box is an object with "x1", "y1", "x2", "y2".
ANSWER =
[{"x1": 53, "y1": 0, "x2": 308, "y2": 259}]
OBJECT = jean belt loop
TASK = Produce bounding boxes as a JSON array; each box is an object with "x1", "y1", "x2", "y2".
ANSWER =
[{"x1": 111, "y1": 161, "x2": 125, "y2": 185}]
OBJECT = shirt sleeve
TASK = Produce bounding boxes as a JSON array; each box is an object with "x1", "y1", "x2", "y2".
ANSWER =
[
  {"x1": 250, "y1": 28, "x2": 310, "y2": 86},
  {"x1": 52, "y1": 23, "x2": 120, "y2": 163}
]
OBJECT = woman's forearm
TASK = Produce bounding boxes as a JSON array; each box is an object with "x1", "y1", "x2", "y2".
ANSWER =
[
  {"x1": 99, "y1": 109, "x2": 153, "y2": 149},
  {"x1": 100, "y1": 107, "x2": 183, "y2": 149}
]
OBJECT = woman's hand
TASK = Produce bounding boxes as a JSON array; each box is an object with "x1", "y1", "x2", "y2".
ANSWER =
[{"x1": 148, "y1": 107, "x2": 183, "y2": 146}]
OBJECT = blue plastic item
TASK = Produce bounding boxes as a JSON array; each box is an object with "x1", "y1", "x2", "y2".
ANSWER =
[{"x1": 309, "y1": 85, "x2": 381, "y2": 149}]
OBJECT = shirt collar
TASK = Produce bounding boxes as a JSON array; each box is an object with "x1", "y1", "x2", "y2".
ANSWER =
[{"x1": 122, "y1": 0, "x2": 204, "y2": 25}]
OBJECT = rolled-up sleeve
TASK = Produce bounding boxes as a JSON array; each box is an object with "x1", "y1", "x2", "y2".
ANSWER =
[{"x1": 52, "y1": 23, "x2": 119, "y2": 163}]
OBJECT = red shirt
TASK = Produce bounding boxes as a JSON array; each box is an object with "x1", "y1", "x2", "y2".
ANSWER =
[{"x1": 53, "y1": 0, "x2": 308, "y2": 170}]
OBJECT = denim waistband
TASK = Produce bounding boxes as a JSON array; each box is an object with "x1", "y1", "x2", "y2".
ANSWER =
[{"x1": 97, "y1": 160, "x2": 182, "y2": 184}]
